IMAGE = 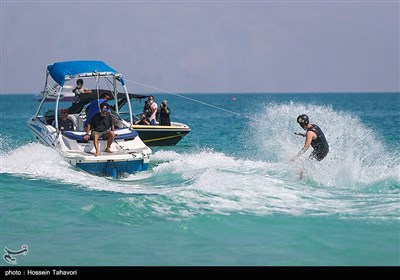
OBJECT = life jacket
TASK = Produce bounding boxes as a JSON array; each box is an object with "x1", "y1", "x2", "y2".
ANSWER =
[{"x1": 307, "y1": 124, "x2": 329, "y2": 155}]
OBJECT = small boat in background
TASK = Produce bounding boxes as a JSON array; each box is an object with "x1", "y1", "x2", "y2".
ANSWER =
[
  {"x1": 116, "y1": 94, "x2": 191, "y2": 146},
  {"x1": 131, "y1": 122, "x2": 191, "y2": 146},
  {"x1": 35, "y1": 85, "x2": 75, "y2": 102}
]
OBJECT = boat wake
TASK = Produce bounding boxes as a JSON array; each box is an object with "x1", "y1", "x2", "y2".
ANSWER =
[
  {"x1": 1, "y1": 145, "x2": 398, "y2": 221},
  {"x1": 1, "y1": 102, "x2": 399, "y2": 220}
]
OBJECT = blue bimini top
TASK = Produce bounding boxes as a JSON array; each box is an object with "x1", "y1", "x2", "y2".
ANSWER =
[{"x1": 47, "y1": 60, "x2": 124, "y2": 86}]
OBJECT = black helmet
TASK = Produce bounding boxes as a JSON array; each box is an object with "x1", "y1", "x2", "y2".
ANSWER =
[{"x1": 297, "y1": 114, "x2": 309, "y2": 129}]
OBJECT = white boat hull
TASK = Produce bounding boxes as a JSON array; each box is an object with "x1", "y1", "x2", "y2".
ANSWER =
[{"x1": 27, "y1": 116, "x2": 151, "y2": 178}]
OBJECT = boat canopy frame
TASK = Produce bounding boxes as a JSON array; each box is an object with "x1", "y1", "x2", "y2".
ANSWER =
[{"x1": 36, "y1": 60, "x2": 135, "y2": 128}]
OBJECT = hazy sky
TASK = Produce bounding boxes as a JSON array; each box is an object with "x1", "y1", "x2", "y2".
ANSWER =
[{"x1": 1, "y1": 0, "x2": 399, "y2": 94}]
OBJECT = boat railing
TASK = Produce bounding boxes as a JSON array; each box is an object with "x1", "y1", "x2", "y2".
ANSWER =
[{"x1": 45, "y1": 84, "x2": 60, "y2": 96}]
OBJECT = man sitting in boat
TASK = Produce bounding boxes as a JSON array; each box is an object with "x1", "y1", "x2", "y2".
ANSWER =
[
  {"x1": 84, "y1": 102, "x2": 115, "y2": 156},
  {"x1": 52, "y1": 108, "x2": 74, "y2": 133},
  {"x1": 84, "y1": 92, "x2": 111, "y2": 128},
  {"x1": 135, "y1": 113, "x2": 150, "y2": 125}
]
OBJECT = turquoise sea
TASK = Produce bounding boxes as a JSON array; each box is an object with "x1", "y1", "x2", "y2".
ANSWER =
[{"x1": 0, "y1": 92, "x2": 399, "y2": 266}]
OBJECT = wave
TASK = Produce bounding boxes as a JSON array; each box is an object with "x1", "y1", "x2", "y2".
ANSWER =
[{"x1": 1, "y1": 143, "x2": 398, "y2": 220}]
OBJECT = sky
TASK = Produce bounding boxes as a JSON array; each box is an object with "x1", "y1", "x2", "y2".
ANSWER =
[{"x1": 1, "y1": 0, "x2": 399, "y2": 94}]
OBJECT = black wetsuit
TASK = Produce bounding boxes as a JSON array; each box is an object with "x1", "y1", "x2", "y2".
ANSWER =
[{"x1": 307, "y1": 124, "x2": 329, "y2": 161}]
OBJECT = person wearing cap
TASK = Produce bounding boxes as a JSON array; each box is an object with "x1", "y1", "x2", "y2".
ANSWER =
[
  {"x1": 84, "y1": 102, "x2": 115, "y2": 156},
  {"x1": 72, "y1": 79, "x2": 92, "y2": 103},
  {"x1": 158, "y1": 100, "x2": 171, "y2": 126},
  {"x1": 53, "y1": 108, "x2": 74, "y2": 133},
  {"x1": 291, "y1": 114, "x2": 329, "y2": 162}
]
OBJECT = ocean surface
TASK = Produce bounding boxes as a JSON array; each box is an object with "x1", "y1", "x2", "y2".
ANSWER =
[{"x1": 0, "y1": 92, "x2": 399, "y2": 266}]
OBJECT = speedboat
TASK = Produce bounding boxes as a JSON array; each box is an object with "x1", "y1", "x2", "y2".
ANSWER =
[
  {"x1": 131, "y1": 122, "x2": 191, "y2": 146},
  {"x1": 27, "y1": 60, "x2": 152, "y2": 178},
  {"x1": 117, "y1": 94, "x2": 191, "y2": 146}
]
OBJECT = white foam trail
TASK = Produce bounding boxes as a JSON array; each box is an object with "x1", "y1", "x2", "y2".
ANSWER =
[
  {"x1": 0, "y1": 143, "x2": 154, "y2": 194},
  {"x1": 148, "y1": 150, "x2": 398, "y2": 219},
  {"x1": 1, "y1": 109, "x2": 398, "y2": 221}
]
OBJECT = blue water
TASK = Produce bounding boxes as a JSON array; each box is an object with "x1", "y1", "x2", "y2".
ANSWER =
[{"x1": 1, "y1": 93, "x2": 399, "y2": 266}]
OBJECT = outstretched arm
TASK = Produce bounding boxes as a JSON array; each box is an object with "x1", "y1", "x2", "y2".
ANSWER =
[{"x1": 290, "y1": 131, "x2": 314, "y2": 161}]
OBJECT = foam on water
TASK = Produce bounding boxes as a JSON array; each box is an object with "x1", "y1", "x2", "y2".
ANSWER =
[
  {"x1": 1, "y1": 101, "x2": 399, "y2": 220},
  {"x1": 0, "y1": 143, "x2": 150, "y2": 194}
]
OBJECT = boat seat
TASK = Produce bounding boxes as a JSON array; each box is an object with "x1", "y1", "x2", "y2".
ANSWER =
[
  {"x1": 63, "y1": 128, "x2": 138, "y2": 142},
  {"x1": 68, "y1": 114, "x2": 86, "y2": 131}
]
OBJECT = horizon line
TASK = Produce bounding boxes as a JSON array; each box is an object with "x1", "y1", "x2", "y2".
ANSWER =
[{"x1": 1, "y1": 91, "x2": 399, "y2": 95}]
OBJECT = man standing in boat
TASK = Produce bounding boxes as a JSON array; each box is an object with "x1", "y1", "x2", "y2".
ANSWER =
[
  {"x1": 84, "y1": 102, "x2": 115, "y2": 156},
  {"x1": 146, "y1": 95, "x2": 158, "y2": 125},
  {"x1": 158, "y1": 100, "x2": 171, "y2": 126},
  {"x1": 72, "y1": 79, "x2": 92, "y2": 103}
]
